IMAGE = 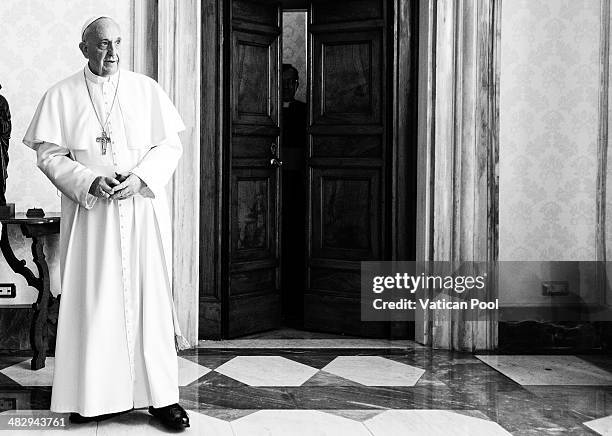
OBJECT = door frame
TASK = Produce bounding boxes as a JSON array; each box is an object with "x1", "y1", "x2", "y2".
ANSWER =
[
  {"x1": 145, "y1": 0, "x2": 225, "y2": 340},
  {"x1": 157, "y1": 0, "x2": 502, "y2": 344},
  {"x1": 199, "y1": 0, "x2": 226, "y2": 339},
  {"x1": 414, "y1": 0, "x2": 501, "y2": 351},
  {"x1": 194, "y1": 0, "x2": 421, "y2": 339},
  {"x1": 152, "y1": 0, "x2": 203, "y2": 345},
  {"x1": 390, "y1": 0, "x2": 419, "y2": 339}
]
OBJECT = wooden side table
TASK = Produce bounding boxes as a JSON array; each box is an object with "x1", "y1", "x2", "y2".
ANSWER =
[{"x1": 0, "y1": 213, "x2": 60, "y2": 370}]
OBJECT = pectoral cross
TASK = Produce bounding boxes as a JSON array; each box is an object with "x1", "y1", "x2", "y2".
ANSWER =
[{"x1": 96, "y1": 131, "x2": 111, "y2": 155}]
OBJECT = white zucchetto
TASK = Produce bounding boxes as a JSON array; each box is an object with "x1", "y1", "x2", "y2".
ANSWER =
[{"x1": 81, "y1": 16, "x2": 111, "y2": 40}]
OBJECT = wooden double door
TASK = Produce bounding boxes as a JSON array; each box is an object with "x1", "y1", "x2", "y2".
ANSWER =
[{"x1": 221, "y1": 0, "x2": 412, "y2": 338}]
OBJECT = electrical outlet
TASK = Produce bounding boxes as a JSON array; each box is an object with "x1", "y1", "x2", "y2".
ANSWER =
[
  {"x1": 542, "y1": 281, "x2": 569, "y2": 296},
  {"x1": 0, "y1": 284, "x2": 16, "y2": 298}
]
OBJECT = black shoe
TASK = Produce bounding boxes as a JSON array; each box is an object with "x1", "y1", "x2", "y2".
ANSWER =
[
  {"x1": 69, "y1": 411, "x2": 123, "y2": 424},
  {"x1": 148, "y1": 403, "x2": 190, "y2": 430}
]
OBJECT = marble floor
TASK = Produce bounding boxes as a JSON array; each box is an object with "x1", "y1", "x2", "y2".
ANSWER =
[{"x1": 0, "y1": 345, "x2": 610, "y2": 435}]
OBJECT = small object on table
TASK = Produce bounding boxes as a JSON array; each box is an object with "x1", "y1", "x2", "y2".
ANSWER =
[
  {"x1": 26, "y1": 208, "x2": 45, "y2": 218},
  {"x1": 0, "y1": 203, "x2": 14, "y2": 219}
]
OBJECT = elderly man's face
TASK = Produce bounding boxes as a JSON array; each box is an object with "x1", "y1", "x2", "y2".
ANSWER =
[{"x1": 79, "y1": 18, "x2": 122, "y2": 76}]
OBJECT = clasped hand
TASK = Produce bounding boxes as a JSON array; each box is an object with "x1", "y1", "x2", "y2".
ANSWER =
[{"x1": 89, "y1": 173, "x2": 144, "y2": 200}]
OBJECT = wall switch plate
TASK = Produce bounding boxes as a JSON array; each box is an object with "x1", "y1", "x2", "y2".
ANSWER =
[
  {"x1": 542, "y1": 281, "x2": 569, "y2": 296},
  {"x1": 0, "y1": 284, "x2": 16, "y2": 298}
]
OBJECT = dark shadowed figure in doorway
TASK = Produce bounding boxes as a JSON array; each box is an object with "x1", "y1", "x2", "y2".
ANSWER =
[{"x1": 281, "y1": 63, "x2": 307, "y2": 326}]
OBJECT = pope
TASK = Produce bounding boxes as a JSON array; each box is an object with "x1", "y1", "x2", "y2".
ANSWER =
[{"x1": 23, "y1": 16, "x2": 190, "y2": 430}]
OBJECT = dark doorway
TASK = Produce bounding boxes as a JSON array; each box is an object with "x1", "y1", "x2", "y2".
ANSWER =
[
  {"x1": 210, "y1": 0, "x2": 417, "y2": 339},
  {"x1": 280, "y1": 9, "x2": 308, "y2": 329}
]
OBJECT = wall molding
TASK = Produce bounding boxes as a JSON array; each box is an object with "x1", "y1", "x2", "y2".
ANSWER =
[
  {"x1": 132, "y1": 0, "x2": 158, "y2": 78},
  {"x1": 416, "y1": 0, "x2": 501, "y2": 351},
  {"x1": 157, "y1": 0, "x2": 201, "y2": 345},
  {"x1": 597, "y1": 0, "x2": 610, "y2": 305},
  {"x1": 415, "y1": 0, "x2": 436, "y2": 345},
  {"x1": 597, "y1": 0, "x2": 610, "y2": 264}
]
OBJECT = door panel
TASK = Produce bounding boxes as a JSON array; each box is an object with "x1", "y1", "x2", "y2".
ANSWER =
[
  {"x1": 311, "y1": 135, "x2": 382, "y2": 158},
  {"x1": 226, "y1": 0, "x2": 282, "y2": 338},
  {"x1": 233, "y1": 31, "x2": 278, "y2": 125},
  {"x1": 312, "y1": 31, "x2": 382, "y2": 125},
  {"x1": 311, "y1": 168, "x2": 381, "y2": 260},
  {"x1": 231, "y1": 168, "x2": 275, "y2": 260},
  {"x1": 233, "y1": 0, "x2": 278, "y2": 24},
  {"x1": 311, "y1": 0, "x2": 384, "y2": 24},
  {"x1": 305, "y1": 0, "x2": 389, "y2": 337}
]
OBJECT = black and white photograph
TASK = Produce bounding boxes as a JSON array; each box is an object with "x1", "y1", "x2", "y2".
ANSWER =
[{"x1": 0, "y1": 0, "x2": 611, "y2": 434}]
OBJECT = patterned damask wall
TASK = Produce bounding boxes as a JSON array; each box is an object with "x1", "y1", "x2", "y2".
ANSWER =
[
  {"x1": 498, "y1": 0, "x2": 607, "y2": 308},
  {"x1": 283, "y1": 11, "x2": 307, "y2": 103},
  {"x1": 499, "y1": 0, "x2": 601, "y2": 262},
  {"x1": 0, "y1": 0, "x2": 132, "y2": 304}
]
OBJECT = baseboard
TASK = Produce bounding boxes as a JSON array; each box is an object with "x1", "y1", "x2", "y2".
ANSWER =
[{"x1": 498, "y1": 320, "x2": 612, "y2": 353}]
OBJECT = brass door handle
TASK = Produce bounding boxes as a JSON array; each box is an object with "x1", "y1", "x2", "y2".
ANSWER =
[
  {"x1": 270, "y1": 158, "x2": 283, "y2": 167},
  {"x1": 270, "y1": 142, "x2": 278, "y2": 155}
]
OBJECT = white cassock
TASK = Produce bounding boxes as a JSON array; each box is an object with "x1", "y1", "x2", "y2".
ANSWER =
[{"x1": 23, "y1": 65, "x2": 186, "y2": 416}]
